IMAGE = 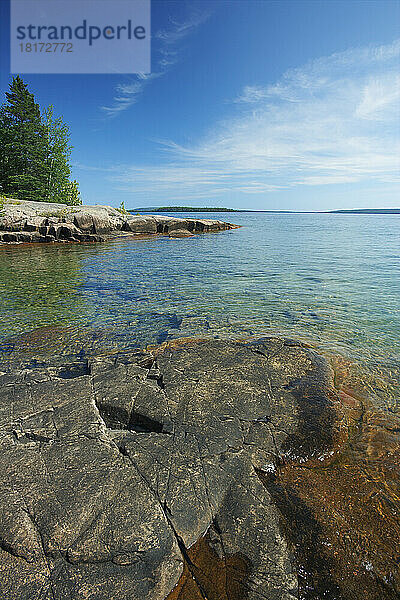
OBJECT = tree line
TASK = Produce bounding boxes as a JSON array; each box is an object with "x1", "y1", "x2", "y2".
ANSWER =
[{"x1": 0, "y1": 76, "x2": 81, "y2": 205}]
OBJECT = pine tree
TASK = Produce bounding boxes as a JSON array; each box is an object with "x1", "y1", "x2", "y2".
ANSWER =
[
  {"x1": 0, "y1": 76, "x2": 47, "y2": 200},
  {"x1": 0, "y1": 76, "x2": 81, "y2": 205}
]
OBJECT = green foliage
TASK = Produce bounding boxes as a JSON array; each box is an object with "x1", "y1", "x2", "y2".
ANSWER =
[
  {"x1": 64, "y1": 179, "x2": 81, "y2": 206},
  {"x1": 116, "y1": 200, "x2": 128, "y2": 215},
  {"x1": 3, "y1": 197, "x2": 21, "y2": 205},
  {"x1": 0, "y1": 195, "x2": 22, "y2": 216},
  {"x1": 43, "y1": 105, "x2": 72, "y2": 203},
  {"x1": 0, "y1": 77, "x2": 81, "y2": 205},
  {"x1": 0, "y1": 76, "x2": 47, "y2": 201}
]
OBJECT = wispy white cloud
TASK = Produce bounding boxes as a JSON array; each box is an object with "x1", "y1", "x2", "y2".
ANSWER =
[
  {"x1": 355, "y1": 72, "x2": 400, "y2": 120},
  {"x1": 234, "y1": 85, "x2": 271, "y2": 104},
  {"x1": 100, "y1": 73, "x2": 162, "y2": 116},
  {"x1": 98, "y1": 39, "x2": 400, "y2": 201},
  {"x1": 100, "y1": 10, "x2": 211, "y2": 117},
  {"x1": 155, "y1": 11, "x2": 211, "y2": 44}
]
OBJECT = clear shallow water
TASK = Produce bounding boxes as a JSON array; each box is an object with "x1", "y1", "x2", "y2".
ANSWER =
[
  {"x1": 1, "y1": 212, "x2": 399, "y2": 406},
  {"x1": 1, "y1": 211, "x2": 400, "y2": 597}
]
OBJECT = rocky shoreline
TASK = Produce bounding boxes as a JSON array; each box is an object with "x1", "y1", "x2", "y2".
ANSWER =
[
  {"x1": 0, "y1": 335, "x2": 399, "y2": 599},
  {"x1": 0, "y1": 199, "x2": 239, "y2": 244},
  {"x1": 0, "y1": 336, "x2": 345, "y2": 600}
]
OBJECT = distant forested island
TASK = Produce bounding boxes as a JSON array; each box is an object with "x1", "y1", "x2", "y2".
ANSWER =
[
  {"x1": 130, "y1": 206, "x2": 400, "y2": 214},
  {"x1": 130, "y1": 206, "x2": 240, "y2": 212},
  {"x1": 130, "y1": 206, "x2": 294, "y2": 213},
  {"x1": 329, "y1": 208, "x2": 400, "y2": 214}
]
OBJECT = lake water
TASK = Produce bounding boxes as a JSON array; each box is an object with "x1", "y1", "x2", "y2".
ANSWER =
[
  {"x1": 1, "y1": 210, "x2": 400, "y2": 597},
  {"x1": 1, "y1": 212, "x2": 399, "y2": 395}
]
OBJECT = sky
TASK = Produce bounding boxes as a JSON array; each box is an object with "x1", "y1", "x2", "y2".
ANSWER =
[{"x1": 0, "y1": 0, "x2": 399, "y2": 210}]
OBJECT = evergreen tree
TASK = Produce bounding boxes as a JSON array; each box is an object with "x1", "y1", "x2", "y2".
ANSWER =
[
  {"x1": 0, "y1": 76, "x2": 81, "y2": 205},
  {"x1": 0, "y1": 76, "x2": 47, "y2": 200}
]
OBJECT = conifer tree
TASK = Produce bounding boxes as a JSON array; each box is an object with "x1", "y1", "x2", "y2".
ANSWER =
[
  {"x1": 0, "y1": 76, "x2": 47, "y2": 200},
  {"x1": 0, "y1": 76, "x2": 81, "y2": 205}
]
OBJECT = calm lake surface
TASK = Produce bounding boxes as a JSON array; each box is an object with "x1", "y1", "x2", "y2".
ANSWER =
[
  {"x1": 1, "y1": 211, "x2": 400, "y2": 597},
  {"x1": 1, "y1": 211, "x2": 399, "y2": 410}
]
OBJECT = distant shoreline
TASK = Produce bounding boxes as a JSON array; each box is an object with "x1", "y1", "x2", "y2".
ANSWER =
[{"x1": 130, "y1": 207, "x2": 400, "y2": 215}]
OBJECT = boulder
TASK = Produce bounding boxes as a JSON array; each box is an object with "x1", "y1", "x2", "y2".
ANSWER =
[
  {"x1": 72, "y1": 211, "x2": 94, "y2": 231},
  {"x1": 153, "y1": 216, "x2": 191, "y2": 233},
  {"x1": 193, "y1": 219, "x2": 227, "y2": 232},
  {"x1": 92, "y1": 213, "x2": 112, "y2": 234},
  {"x1": 69, "y1": 206, "x2": 123, "y2": 233},
  {"x1": 124, "y1": 216, "x2": 157, "y2": 234},
  {"x1": 0, "y1": 337, "x2": 340, "y2": 600}
]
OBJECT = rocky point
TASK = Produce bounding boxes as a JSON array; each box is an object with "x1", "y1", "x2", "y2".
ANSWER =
[{"x1": 0, "y1": 199, "x2": 238, "y2": 244}]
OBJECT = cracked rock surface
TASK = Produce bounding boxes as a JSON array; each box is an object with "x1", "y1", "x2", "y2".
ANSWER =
[{"x1": 0, "y1": 337, "x2": 340, "y2": 599}]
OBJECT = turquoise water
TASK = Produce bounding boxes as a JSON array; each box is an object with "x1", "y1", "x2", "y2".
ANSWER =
[{"x1": 1, "y1": 212, "x2": 399, "y2": 407}]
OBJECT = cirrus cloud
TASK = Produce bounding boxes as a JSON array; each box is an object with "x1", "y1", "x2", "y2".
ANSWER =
[
  {"x1": 100, "y1": 9, "x2": 211, "y2": 117},
  {"x1": 98, "y1": 39, "x2": 400, "y2": 203}
]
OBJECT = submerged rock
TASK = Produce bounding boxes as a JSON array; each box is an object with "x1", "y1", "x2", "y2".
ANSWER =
[
  {"x1": 0, "y1": 200, "x2": 238, "y2": 244},
  {"x1": 0, "y1": 337, "x2": 342, "y2": 600}
]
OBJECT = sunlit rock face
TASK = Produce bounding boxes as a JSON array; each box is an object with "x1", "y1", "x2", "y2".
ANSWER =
[
  {"x1": 0, "y1": 199, "x2": 238, "y2": 244},
  {"x1": 0, "y1": 336, "x2": 397, "y2": 600}
]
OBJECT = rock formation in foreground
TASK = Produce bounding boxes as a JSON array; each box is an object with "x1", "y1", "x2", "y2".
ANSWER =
[
  {"x1": 0, "y1": 200, "x2": 238, "y2": 244},
  {"x1": 0, "y1": 337, "x2": 344, "y2": 600}
]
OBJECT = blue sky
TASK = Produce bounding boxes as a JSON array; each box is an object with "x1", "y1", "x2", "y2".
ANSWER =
[{"x1": 1, "y1": 0, "x2": 399, "y2": 210}]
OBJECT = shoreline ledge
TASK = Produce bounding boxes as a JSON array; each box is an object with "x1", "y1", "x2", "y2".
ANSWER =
[
  {"x1": 0, "y1": 199, "x2": 240, "y2": 244},
  {"x1": 0, "y1": 336, "x2": 346, "y2": 600}
]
